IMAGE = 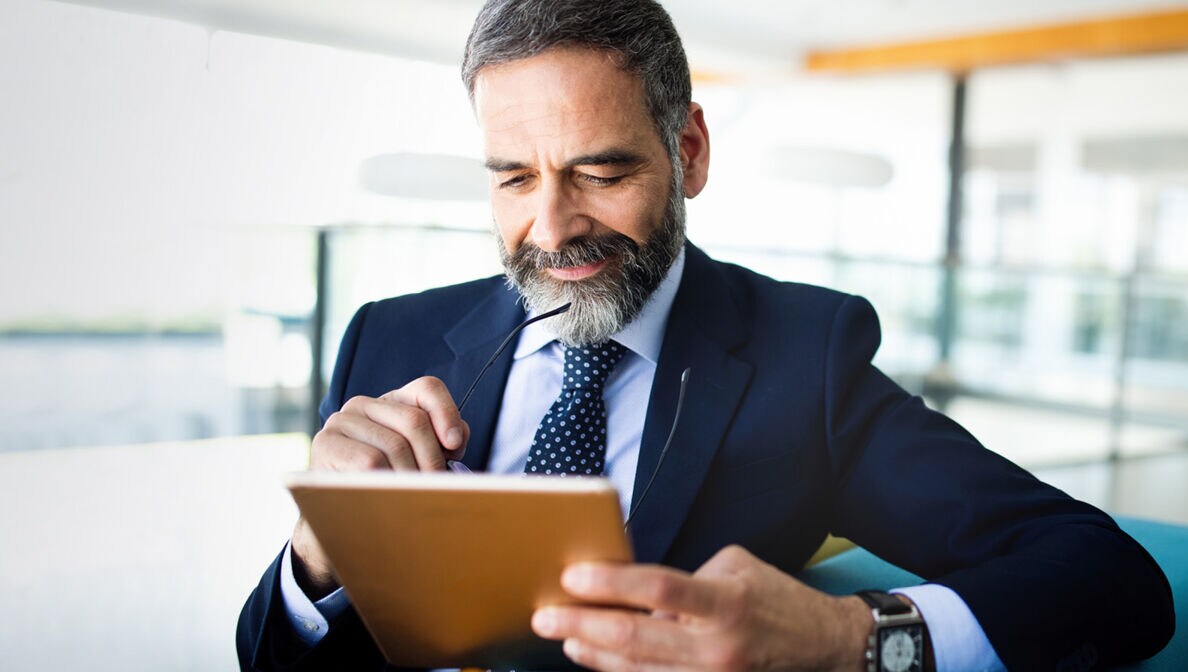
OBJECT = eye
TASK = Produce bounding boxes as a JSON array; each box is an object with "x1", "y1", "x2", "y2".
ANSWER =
[
  {"x1": 497, "y1": 174, "x2": 532, "y2": 190},
  {"x1": 580, "y1": 173, "x2": 623, "y2": 187}
]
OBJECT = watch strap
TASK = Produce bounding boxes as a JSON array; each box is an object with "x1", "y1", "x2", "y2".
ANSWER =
[{"x1": 856, "y1": 589, "x2": 911, "y2": 616}]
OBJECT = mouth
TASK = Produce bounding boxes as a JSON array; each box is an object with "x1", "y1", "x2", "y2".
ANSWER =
[{"x1": 545, "y1": 258, "x2": 608, "y2": 281}]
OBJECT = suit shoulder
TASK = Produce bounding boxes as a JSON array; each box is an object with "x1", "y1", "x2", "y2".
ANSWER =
[
  {"x1": 709, "y1": 256, "x2": 860, "y2": 316},
  {"x1": 698, "y1": 253, "x2": 882, "y2": 353}
]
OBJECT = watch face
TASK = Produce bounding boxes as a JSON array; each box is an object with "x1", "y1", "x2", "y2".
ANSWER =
[{"x1": 879, "y1": 626, "x2": 923, "y2": 672}]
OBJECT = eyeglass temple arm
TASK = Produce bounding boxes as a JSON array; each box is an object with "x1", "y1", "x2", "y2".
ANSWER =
[
  {"x1": 455, "y1": 302, "x2": 572, "y2": 413},
  {"x1": 624, "y1": 366, "x2": 691, "y2": 529}
]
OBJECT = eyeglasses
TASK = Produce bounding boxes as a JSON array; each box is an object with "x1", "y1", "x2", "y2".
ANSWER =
[
  {"x1": 455, "y1": 302, "x2": 573, "y2": 413},
  {"x1": 449, "y1": 302, "x2": 689, "y2": 529},
  {"x1": 446, "y1": 303, "x2": 574, "y2": 477}
]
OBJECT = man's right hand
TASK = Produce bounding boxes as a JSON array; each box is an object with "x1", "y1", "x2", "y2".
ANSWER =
[{"x1": 290, "y1": 376, "x2": 470, "y2": 598}]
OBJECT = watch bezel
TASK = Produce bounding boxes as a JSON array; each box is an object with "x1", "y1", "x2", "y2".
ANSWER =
[
  {"x1": 857, "y1": 591, "x2": 926, "y2": 672},
  {"x1": 874, "y1": 621, "x2": 925, "y2": 672}
]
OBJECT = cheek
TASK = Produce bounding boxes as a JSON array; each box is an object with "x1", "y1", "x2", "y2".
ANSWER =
[
  {"x1": 490, "y1": 197, "x2": 530, "y2": 253},
  {"x1": 588, "y1": 190, "x2": 664, "y2": 245}
]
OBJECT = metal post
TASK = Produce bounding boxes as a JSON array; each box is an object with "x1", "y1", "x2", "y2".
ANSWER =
[
  {"x1": 926, "y1": 74, "x2": 967, "y2": 412},
  {"x1": 310, "y1": 228, "x2": 329, "y2": 438}
]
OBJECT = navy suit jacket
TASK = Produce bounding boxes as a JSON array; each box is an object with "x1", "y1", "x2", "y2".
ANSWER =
[{"x1": 238, "y1": 244, "x2": 1173, "y2": 671}]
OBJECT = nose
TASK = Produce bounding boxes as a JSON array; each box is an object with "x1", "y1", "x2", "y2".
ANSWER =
[{"x1": 531, "y1": 178, "x2": 590, "y2": 252}]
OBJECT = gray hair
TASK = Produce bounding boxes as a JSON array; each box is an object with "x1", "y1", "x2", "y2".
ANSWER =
[{"x1": 461, "y1": 0, "x2": 691, "y2": 165}]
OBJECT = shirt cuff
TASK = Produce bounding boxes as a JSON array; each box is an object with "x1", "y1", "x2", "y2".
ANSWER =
[
  {"x1": 892, "y1": 584, "x2": 1006, "y2": 672},
  {"x1": 279, "y1": 540, "x2": 351, "y2": 646}
]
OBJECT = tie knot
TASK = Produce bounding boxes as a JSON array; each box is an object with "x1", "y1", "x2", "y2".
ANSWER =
[{"x1": 561, "y1": 341, "x2": 626, "y2": 390}]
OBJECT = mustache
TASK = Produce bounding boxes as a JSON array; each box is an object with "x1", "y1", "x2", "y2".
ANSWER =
[{"x1": 509, "y1": 233, "x2": 639, "y2": 271}]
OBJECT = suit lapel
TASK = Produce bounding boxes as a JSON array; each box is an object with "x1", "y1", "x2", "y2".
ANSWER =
[
  {"x1": 426, "y1": 283, "x2": 526, "y2": 472},
  {"x1": 629, "y1": 246, "x2": 754, "y2": 564}
]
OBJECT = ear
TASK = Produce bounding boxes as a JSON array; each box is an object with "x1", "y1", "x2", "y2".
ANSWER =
[{"x1": 678, "y1": 102, "x2": 710, "y2": 198}]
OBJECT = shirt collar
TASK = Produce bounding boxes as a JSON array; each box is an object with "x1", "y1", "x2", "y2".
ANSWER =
[{"x1": 513, "y1": 246, "x2": 686, "y2": 364}]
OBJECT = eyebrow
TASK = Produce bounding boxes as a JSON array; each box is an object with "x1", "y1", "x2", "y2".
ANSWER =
[{"x1": 484, "y1": 149, "x2": 647, "y2": 173}]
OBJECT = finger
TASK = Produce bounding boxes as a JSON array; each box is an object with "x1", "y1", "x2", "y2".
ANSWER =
[
  {"x1": 651, "y1": 609, "x2": 679, "y2": 622},
  {"x1": 560, "y1": 563, "x2": 726, "y2": 618},
  {"x1": 383, "y1": 377, "x2": 469, "y2": 453},
  {"x1": 561, "y1": 636, "x2": 676, "y2": 672},
  {"x1": 311, "y1": 422, "x2": 406, "y2": 471},
  {"x1": 318, "y1": 413, "x2": 420, "y2": 472},
  {"x1": 350, "y1": 396, "x2": 450, "y2": 471},
  {"x1": 533, "y1": 606, "x2": 693, "y2": 667}
]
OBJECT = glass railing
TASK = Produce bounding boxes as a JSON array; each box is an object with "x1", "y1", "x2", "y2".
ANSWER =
[{"x1": 4, "y1": 222, "x2": 1184, "y2": 469}]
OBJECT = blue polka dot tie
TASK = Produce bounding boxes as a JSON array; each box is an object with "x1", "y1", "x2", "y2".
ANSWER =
[{"x1": 524, "y1": 341, "x2": 627, "y2": 476}]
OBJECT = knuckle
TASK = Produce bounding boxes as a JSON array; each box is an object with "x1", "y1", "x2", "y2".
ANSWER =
[
  {"x1": 644, "y1": 574, "x2": 680, "y2": 606},
  {"x1": 346, "y1": 450, "x2": 388, "y2": 471},
  {"x1": 309, "y1": 436, "x2": 344, "y2": 469},
  {"x1": 719, "y1": 581, "x2": 749, "y2": 626},
  {"x1": 380, "y1": 434, "x2": 413, "y2": 460},
  {"x1": 720, "y1": 544, "x2": 749, "y2": 564},
  {"x1": 310, "y1": 426, "x2": 333, "y2": 449},
  {"x1": 407, "y1": 375, "x2": 446, "y2": 398},
  {"x1": 403, "y1": 407, "x2": 435, "y2": 434},
  {"x1": 341, "y1": 395, "x2": 370, "y2": 412},
  {"x1": 703, "y1": 638, "x2": 749, "y2": 672},
  {"x1": 605, "y1": 613, "x2": 638, "y2": 648},
  {"x1": 321, "y1": 411, "x2": 346, "y2": 430},
  {"x1": 727, "y1": 576, "x2": 750, "y2": 604}
]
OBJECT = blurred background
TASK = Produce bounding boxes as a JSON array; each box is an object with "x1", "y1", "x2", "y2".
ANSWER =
[{"x1": 1, "y1": 0, "x2": 1186, "y2": 668}]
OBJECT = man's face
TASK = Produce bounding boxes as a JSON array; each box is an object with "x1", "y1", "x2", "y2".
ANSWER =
[{"x1": 473, "y1": 47, "x2": 686, "y2": 346}]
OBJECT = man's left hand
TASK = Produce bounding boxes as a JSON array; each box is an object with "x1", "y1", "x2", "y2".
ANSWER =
[{"x1": 532, "y1": 545, "x2": 871, "y2": 672}]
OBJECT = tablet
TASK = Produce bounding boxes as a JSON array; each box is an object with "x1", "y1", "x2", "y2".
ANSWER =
[{"x1": 286, "y1": 471, "x2": 633, "y2": 669}]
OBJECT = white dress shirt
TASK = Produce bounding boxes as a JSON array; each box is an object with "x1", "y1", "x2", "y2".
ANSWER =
[{"x1": 278, "y1": 248, "x2": 1004, "y2": 670}]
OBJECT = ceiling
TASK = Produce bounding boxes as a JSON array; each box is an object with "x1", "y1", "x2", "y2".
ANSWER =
[{"x1": 54, "y1": 0, "x2": 1188, "y2": 74}]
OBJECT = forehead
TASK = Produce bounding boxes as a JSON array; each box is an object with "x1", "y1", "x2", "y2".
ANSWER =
[{"x1": 472, "y1": 48, "x2": 659, "y2": 157}]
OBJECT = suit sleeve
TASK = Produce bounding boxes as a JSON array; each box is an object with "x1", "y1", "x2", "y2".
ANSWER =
[
  {"x1": 318, "y1": 301, "x2": 375, "y2": 425},
  {"x1": 236, "y1": 302, "x2": 392, "y2": 671},
  {"x1": 823, "y1": 295, "x2": 1174, "y2": 670},
  {"x1": 236, "y1": 550, "x2": 389, "y2": 671}
]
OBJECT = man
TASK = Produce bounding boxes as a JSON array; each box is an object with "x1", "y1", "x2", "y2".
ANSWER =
[{"x1": 237, "y1": 1, "x2": 1175, "y2": 670}]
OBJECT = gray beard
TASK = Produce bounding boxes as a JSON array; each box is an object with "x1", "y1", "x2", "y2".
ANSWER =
[{"x1": 498, "y1": 188, "x2": 686, "y2": 347}]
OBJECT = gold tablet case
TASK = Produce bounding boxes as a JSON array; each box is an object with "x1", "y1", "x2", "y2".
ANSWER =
[{"x1": 286, "y1": 471, "x2": 633, "y2": 668}]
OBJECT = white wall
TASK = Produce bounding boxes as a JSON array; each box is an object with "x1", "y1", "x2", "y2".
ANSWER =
[
  {"x1": 0, "y1": 434, "x2": 308, "y2": 671},
  {"x1": 0, "y1": 0, "x2": 484, "y2": 327}
]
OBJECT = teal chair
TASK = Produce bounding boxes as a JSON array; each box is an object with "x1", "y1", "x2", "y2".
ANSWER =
[{"x1": 798, "y1": 517, "x2": 1187, "y2": 670}]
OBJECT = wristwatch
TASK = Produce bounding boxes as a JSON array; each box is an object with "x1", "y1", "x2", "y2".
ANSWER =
[{"x1": 856, "y1": 590, "x2": 928, "y2": 672}]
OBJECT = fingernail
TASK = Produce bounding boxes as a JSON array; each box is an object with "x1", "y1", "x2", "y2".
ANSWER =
[
  {"x1": 445, "y1": 427, "x2": 463, "y2": 450},
  {"x1": 532, "y1": 607, "x2": 558, "y2": 635},
  {"x1": 561, "y1": 565, "x2": 592, "y2": 592}
]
